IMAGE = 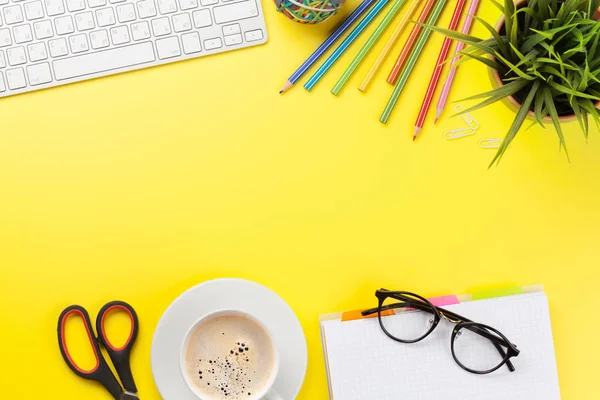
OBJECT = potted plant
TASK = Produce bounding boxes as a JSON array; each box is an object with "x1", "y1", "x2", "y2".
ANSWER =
[{"x1": 426, "y1": 0, "x2": 600, "y2": 166}]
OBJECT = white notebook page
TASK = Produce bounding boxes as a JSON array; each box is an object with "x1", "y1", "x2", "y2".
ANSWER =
[{"x1": 321, "y1": 292, "x2": 560, "y2": 400}]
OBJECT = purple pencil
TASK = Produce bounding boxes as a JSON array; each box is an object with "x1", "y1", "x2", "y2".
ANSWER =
[{"x1": 434, "y1": 0, "x2": 481, "y2": 123}]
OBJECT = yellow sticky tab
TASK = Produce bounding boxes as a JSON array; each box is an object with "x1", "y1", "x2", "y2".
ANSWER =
[{"x1": 472, "y1": 286, "x2": 524, "y2": 300}]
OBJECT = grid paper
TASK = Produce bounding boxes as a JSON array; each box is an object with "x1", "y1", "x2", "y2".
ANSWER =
[{"x1": 321, "y1": 292, "x2": 560, "y2": 400}]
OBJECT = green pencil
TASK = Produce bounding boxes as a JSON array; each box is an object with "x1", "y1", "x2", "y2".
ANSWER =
[
  {"x1": 331, "y1": 0, "x2": 409, "y2": 96},
  {"x1": 379, "y1": 0, "x2": 448, "y2": 124}
]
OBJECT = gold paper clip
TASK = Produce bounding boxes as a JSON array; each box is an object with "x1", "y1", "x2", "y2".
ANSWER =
[
  {"x1": 444, "y1": 127, "x2": 477, "y2": 140},
  {"x1": 454, "y1": 104, "x2": 479, "y2": 130},
  {"x1": 479, "y1": 138, "x2": 502, "y2": 149}
]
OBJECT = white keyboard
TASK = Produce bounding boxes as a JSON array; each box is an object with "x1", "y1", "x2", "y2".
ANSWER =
[{"x1": 0, "y1": 0, "x2": 267, "y2": 97}]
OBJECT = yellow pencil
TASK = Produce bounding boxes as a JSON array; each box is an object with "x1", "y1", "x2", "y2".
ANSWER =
[{"x1": 358, "y1": 0, "x2": 423, "y2": 92}]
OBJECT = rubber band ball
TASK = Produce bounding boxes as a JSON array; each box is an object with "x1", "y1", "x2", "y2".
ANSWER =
[{"x1": 274, "y1": 0, "x2": 346, "y2": 24}]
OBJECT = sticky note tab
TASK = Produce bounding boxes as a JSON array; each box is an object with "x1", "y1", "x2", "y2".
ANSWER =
[
  {"x1": 427, "y1": 295, "x2": 460, "y2": 307},
  {"x1": 472, "y1": 286, "x2": 524, "y2": 300}
]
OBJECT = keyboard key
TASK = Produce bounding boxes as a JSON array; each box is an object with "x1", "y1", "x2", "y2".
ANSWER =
[
  {"x1": 203, "y1": 37, "x2": 221, "y2": 50},
  {"x1": 66, "y1": 0, "x2": 84, "y2": 11},
  {"x1": 69, "y1": 33, "x2": 88, "y2": 52},
  {"x1": 0, "y1": 51, "x2": 5, "y2": 67},
  {"x1": 130, "y1": 20, "x2": 149, "y2": 40},
  {"x1": 44, "y1": 0, "x2": 65, "y2": 16},
  {"x1": 151, "y1": 16, "x2": 170, "y2": 36},
  {"x1": 157, "y1": 0, "x2": 176, "y2": 14},
  {"x1": 27, "y1": 41, "x2": 47, "y2": 60},
  {"x1": 33, "y1": 19, "x2": 53, "y2": 39},
  {"x1": 181, "y1": 31, "x2": 200, "y2": 54},
  {"x1": 0, "y1": 28, "x2": 12, "y2": 47},
  {"x1": 87, "y1": 0, "x2": 105, "y2": 7},
  {"x1": 4, "y1": 5, "x2": 25, "y2": 24},
  {"x1": 26, "y1": 61, "x2": 51, "y2": 84},
  {"x1": 222, "y1": 23, "x2": 239, "y2": 35},
  {"x1": 137, "y1": 0, "x2": 157, "y2": 18},
  {"x1": 155, "y1": 35, "x2": 179, "y2": 59},
  {"x1": 13, "y1": 24, "x2": 33, "y2": 43},
  {"x1": 109, "y1": 0, "x2": 126, "y2": 3},
  {"x1": 89, "y1": 29, "x2": 109, "y2": 48},
  {"x1": 0, "y1": 72, "x2": 5, "y2": 91},
  {"x1": 116, "y1": 3, "x2": 135, "y2": 23},
  {"x1": 178, "y1": 0, "x2": 196, "y2": 10},
  {"x1": 7, "y1": 46, "x2": 26, "y2": 65},
  {"x1": 192, "y1": 8, "x2": 210, "y2": 28},
  {"x1": 96, "y1": 7, "x2": 116, "y2": 26},
  {"x1": 224, "y1": 33, "x2": 241, "y2": 46},
  {"x1": 244, "y1": 28, "x2": 262, "y2": 42},
  {"x1": 171, "y1": 13, "x2": 190, "y2": 32},
  {"x1": 75, "y1": 11, "x2": 94, "y2": 30},
  {"x1": 6, "y1": 67, "x2": 26, "y2": 88},
  {"x1": 0, "y1": 0, "x2": 8, "y2": 5},
  {"x1": 200, "y1": 0, "x2": 216, "y2": 5},
  {"x1": 213, "y1": 0, "x2": 257, "y2": 24},
  {"x1": 24, "y1": 1, "x2": 45, "y2": 20},
  {"x1": 53, "y1": 41, "x2": 155, "y2": 80},
  {"x1": 109, "y1": 25, "x2": 129, "y2": 44},
  {"x1": 48, "y1": 37, "x2": 68, "y2": 56},
  {"x1": 54, "y1": 15, "x2": 74, "y2": 35}
]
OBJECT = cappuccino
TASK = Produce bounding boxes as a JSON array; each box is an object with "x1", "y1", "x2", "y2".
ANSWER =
[{"x1": 182, "y1": 311, "x2": 278, "y2": 400}]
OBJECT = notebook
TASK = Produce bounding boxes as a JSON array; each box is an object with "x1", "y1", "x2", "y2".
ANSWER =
[{"x1": 320, "y1": 287, "x2": 560, "y2": 400}]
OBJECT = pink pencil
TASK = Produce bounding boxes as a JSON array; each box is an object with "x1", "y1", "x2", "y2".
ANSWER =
[{"x1": 434, "y1": 0, "x2": 482, "y2": 124}]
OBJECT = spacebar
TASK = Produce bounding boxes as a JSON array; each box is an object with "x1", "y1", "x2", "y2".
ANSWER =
[{"x1": 53, "y1": 42, "x2": 156, "y2": 81}]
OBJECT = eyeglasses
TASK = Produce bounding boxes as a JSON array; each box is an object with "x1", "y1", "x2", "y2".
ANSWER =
[{"x1": 361, "y1": 289, "x2": 520, "y2": 374}]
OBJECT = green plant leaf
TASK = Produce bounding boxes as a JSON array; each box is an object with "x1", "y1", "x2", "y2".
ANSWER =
[
  {"x1": 548, "y1": 80, "x2": 600, "y2": 99},
  {"x1": 542, "y1": 86, "x2": 569, "y2": 159},
  {"x1": 494, "y1": 51, "x2": 536, "y2": 80},
  {"x1": 534, "y1": 88, "x2": 547, "y2": 127},
  {"x1": 489, "y1": 80, "x2": 542, "y2": 167},
  {"x1": 457, "y1": 51, "x2": 504, "y2": 70},
  {"x1": 579, "y1": 99, "x2": 600, "y2": 129},
  {"x1": 474, "y1": 16, "x2": 509, "y2": 56},
  {"x1": 570, "y1": 99, "x2": 589, "y2": 142}
]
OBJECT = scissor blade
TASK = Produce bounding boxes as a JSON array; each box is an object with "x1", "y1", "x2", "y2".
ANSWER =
[{"x1": 121, "y1": 392, "x2": 139, "y2": 400}]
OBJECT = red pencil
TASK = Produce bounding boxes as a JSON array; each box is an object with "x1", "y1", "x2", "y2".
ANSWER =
[
  {"x1": 413, "y1": 0, "x2": 468, "y2": 140},
  {"x1": 386, "y1": 0, "x2": 438, "y2": 85}
]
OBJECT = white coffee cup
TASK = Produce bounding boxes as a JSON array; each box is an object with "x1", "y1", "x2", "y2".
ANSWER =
[{"x1": 180, "y1": 309, "x2": 283, "y2": 400}]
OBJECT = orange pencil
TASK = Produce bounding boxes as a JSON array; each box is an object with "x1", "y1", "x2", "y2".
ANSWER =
[{"x1": 386, "y1": 0, "x2": 438, "y2": 85}]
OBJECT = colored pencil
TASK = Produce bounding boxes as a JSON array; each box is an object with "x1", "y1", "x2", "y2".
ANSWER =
[
  {"x1": 358, "y1": 0, "x2": 423, "y2": 92},
  {"x1": 413, "y1": 0, "x2": 468, "y2": 140},
  {"x1": 279, "y1": 0, "x2": 377, "y2": 94},
  {"x1": 379, "y1": 0, "x2": 447, "y2": 124},
  {"x1": 304, "y1": 0, "x2": 393, "y2": 92},
  {"x1": 386, "y1": 0, "x2": 438, "y2": 85},
  {"x1": 435, "y1": 0, "x2": 481, "y2": 122},
  {"x1": 331, "y1": 0, "x2": 409, "y2": 95}
]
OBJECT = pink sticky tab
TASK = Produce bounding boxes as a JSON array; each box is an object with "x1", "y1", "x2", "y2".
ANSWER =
[{"x1": 427, "y1": 295, "x2": 460, "y2": 307}]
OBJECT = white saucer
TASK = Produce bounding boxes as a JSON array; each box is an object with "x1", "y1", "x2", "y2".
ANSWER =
[{"x1": 151, "y1": 278, "x2": 308, "y2": 399}]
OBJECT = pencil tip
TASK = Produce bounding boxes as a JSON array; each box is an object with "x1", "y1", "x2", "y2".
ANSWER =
[
  {"x1": 413, "y1": 126, "x2": 421, "y2": 141},
  {"x1": 434, "y1": 117, "x2": 439, "y2": 124},
  {"x1": 434, "y1": 108, "x2": 442, "y2": 123},
  {"x1": 279, "y1": 80, "x2": 293, "y2": 94}
]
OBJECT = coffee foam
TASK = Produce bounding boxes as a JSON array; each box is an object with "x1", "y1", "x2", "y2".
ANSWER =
[{"x1": 183, "y1": 313, "x2": 277, "y2": 399}]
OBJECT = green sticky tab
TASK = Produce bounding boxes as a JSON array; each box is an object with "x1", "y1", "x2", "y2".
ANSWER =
[{"x1": 471, "y1": 286, "x2": 524, "y2": 300}]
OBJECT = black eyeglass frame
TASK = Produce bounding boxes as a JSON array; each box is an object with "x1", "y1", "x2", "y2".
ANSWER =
[{"x1": 361, "y1": 289, "x2": 520, "y2": 375}]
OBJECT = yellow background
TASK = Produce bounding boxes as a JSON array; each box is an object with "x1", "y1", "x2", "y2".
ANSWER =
[{"x1": 1, "y1": 0, "x2": 599, "y2": 398}]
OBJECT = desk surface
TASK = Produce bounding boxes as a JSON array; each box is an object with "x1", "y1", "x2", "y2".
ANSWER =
[{"x1": 1, "y1": 1, "x2": 599, "y2": 398}]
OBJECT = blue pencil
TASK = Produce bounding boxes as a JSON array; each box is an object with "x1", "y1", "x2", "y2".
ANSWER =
[
  {"x1": 279, "y1": 0, "x2": 377, "y2": 94},
  {"x1": 304, "y1": 0, "x2": 392, "y2": 91}
]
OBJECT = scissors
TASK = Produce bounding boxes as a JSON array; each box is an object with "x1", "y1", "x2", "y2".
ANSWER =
[{"x1": 57, "y1": 301, "x2": 140, "y2": 400}]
